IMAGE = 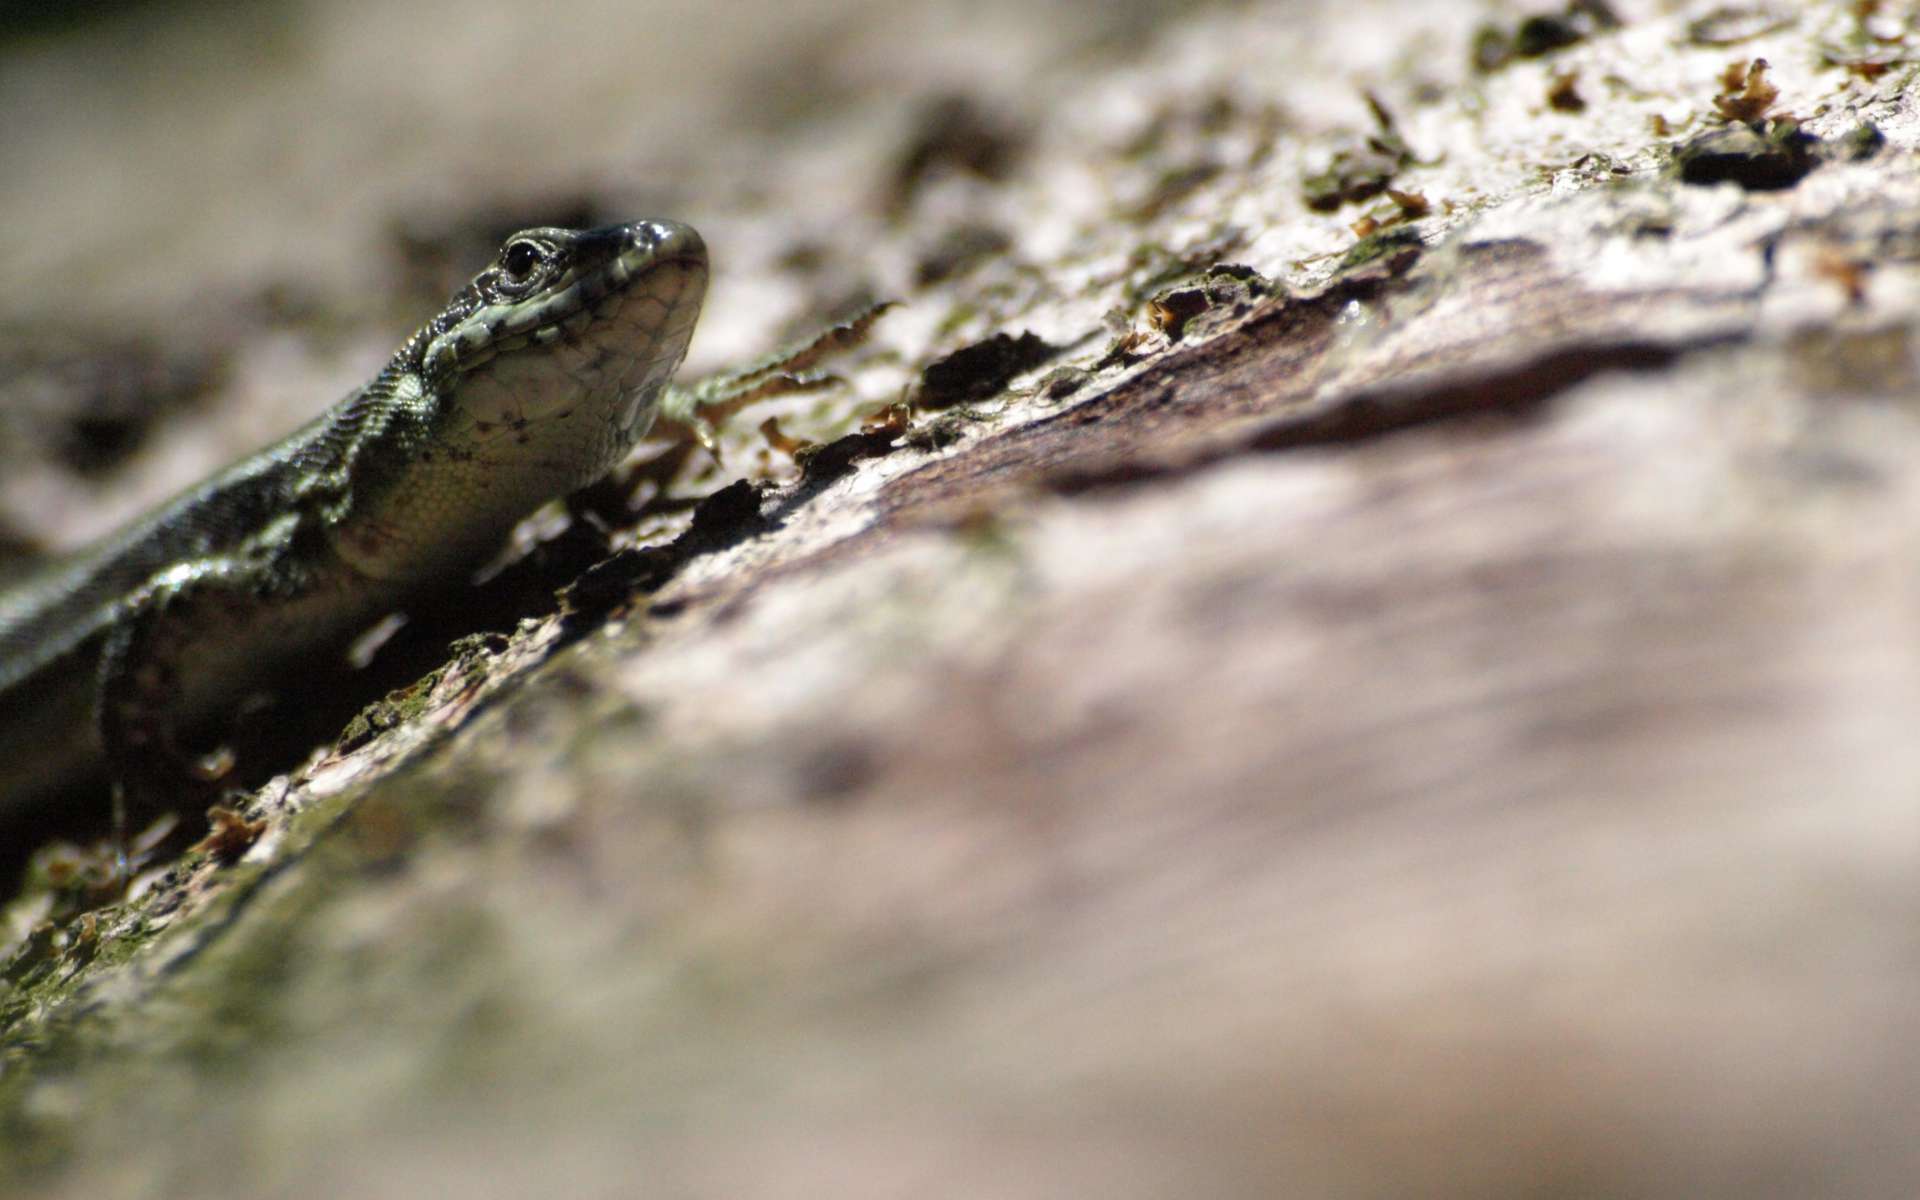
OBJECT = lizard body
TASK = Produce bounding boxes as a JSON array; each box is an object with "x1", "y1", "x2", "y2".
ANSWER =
[{"x1": 0, "y1": 220, "x2": 707, "y2": 841}]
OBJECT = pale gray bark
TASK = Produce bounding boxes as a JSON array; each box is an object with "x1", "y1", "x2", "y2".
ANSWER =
[{"x1": 3, "y1": 2, "x2": 1918, "y2": 1197}]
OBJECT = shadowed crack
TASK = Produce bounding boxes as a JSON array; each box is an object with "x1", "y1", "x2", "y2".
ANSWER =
[{"x1": 1047, "y1": 335, "x2": 1740, "y2": 496}]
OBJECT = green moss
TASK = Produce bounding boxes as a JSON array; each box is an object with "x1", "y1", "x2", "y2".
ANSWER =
[
  {"x1": 336, "y1": 667, "x2": 450, "y2": 752},
  {"x1": 1337, "y1": 227, "x2": 1425, "y2": 272},
  {"x1": 1472, "y1": 0, "x2": 1622, "y2": 72},
  {"x1": 1671, "y1": 120, "x2": 1817, "y2": 191},
  {"x1": 1301, "y1": 139, "x2": 1408, "y2": 213}
]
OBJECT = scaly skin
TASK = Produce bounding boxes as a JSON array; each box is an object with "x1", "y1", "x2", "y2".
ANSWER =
[{"x1": 0, "y1": 220, "x2": 707, "y2": 844}]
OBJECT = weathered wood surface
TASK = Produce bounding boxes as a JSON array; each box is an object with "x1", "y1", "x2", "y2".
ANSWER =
[{"x1": 2, "y1": 1, "x2": 1918, "y2": 1196}]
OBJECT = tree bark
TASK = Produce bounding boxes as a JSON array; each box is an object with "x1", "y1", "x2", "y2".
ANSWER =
[{"x1": 3, "y1": 2, "x2": 1917, "y2": 1196}]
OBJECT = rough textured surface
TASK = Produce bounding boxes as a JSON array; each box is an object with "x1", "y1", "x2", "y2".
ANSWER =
[{"x1": 4, "y1": 0, "x2": 1920, "y2": 1196}]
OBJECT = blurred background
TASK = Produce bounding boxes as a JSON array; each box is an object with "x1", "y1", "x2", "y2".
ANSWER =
[{"x1": 1, "y1": 0, "x2": 1222, "y2": 331}]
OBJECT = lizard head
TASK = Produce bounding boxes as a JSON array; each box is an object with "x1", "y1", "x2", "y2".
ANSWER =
[
  {"x1": 417, "y1": 219, "x2": 708, "y2": 462},
  {"x1": 324, "y1": 220, "x2": 707, "y2": 581}
]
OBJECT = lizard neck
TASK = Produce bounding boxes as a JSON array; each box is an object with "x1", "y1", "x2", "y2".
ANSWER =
[{"x1": 319, "y1": 335, "x2": 686, "y2": 585}]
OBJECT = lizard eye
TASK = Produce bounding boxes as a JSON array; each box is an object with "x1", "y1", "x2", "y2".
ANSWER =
[{"x1": 502, "y1": 240, "x2": 545, "y2": 283}]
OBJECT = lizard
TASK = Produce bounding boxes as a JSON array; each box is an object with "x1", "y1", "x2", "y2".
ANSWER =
[{"x1": 0, "y1": 220, "x2": 709, "y2": 869}]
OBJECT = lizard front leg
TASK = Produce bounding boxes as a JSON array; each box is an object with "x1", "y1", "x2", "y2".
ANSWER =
[{"x1": 94, "y1": 558, "x2": 287, "y2": 877}]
